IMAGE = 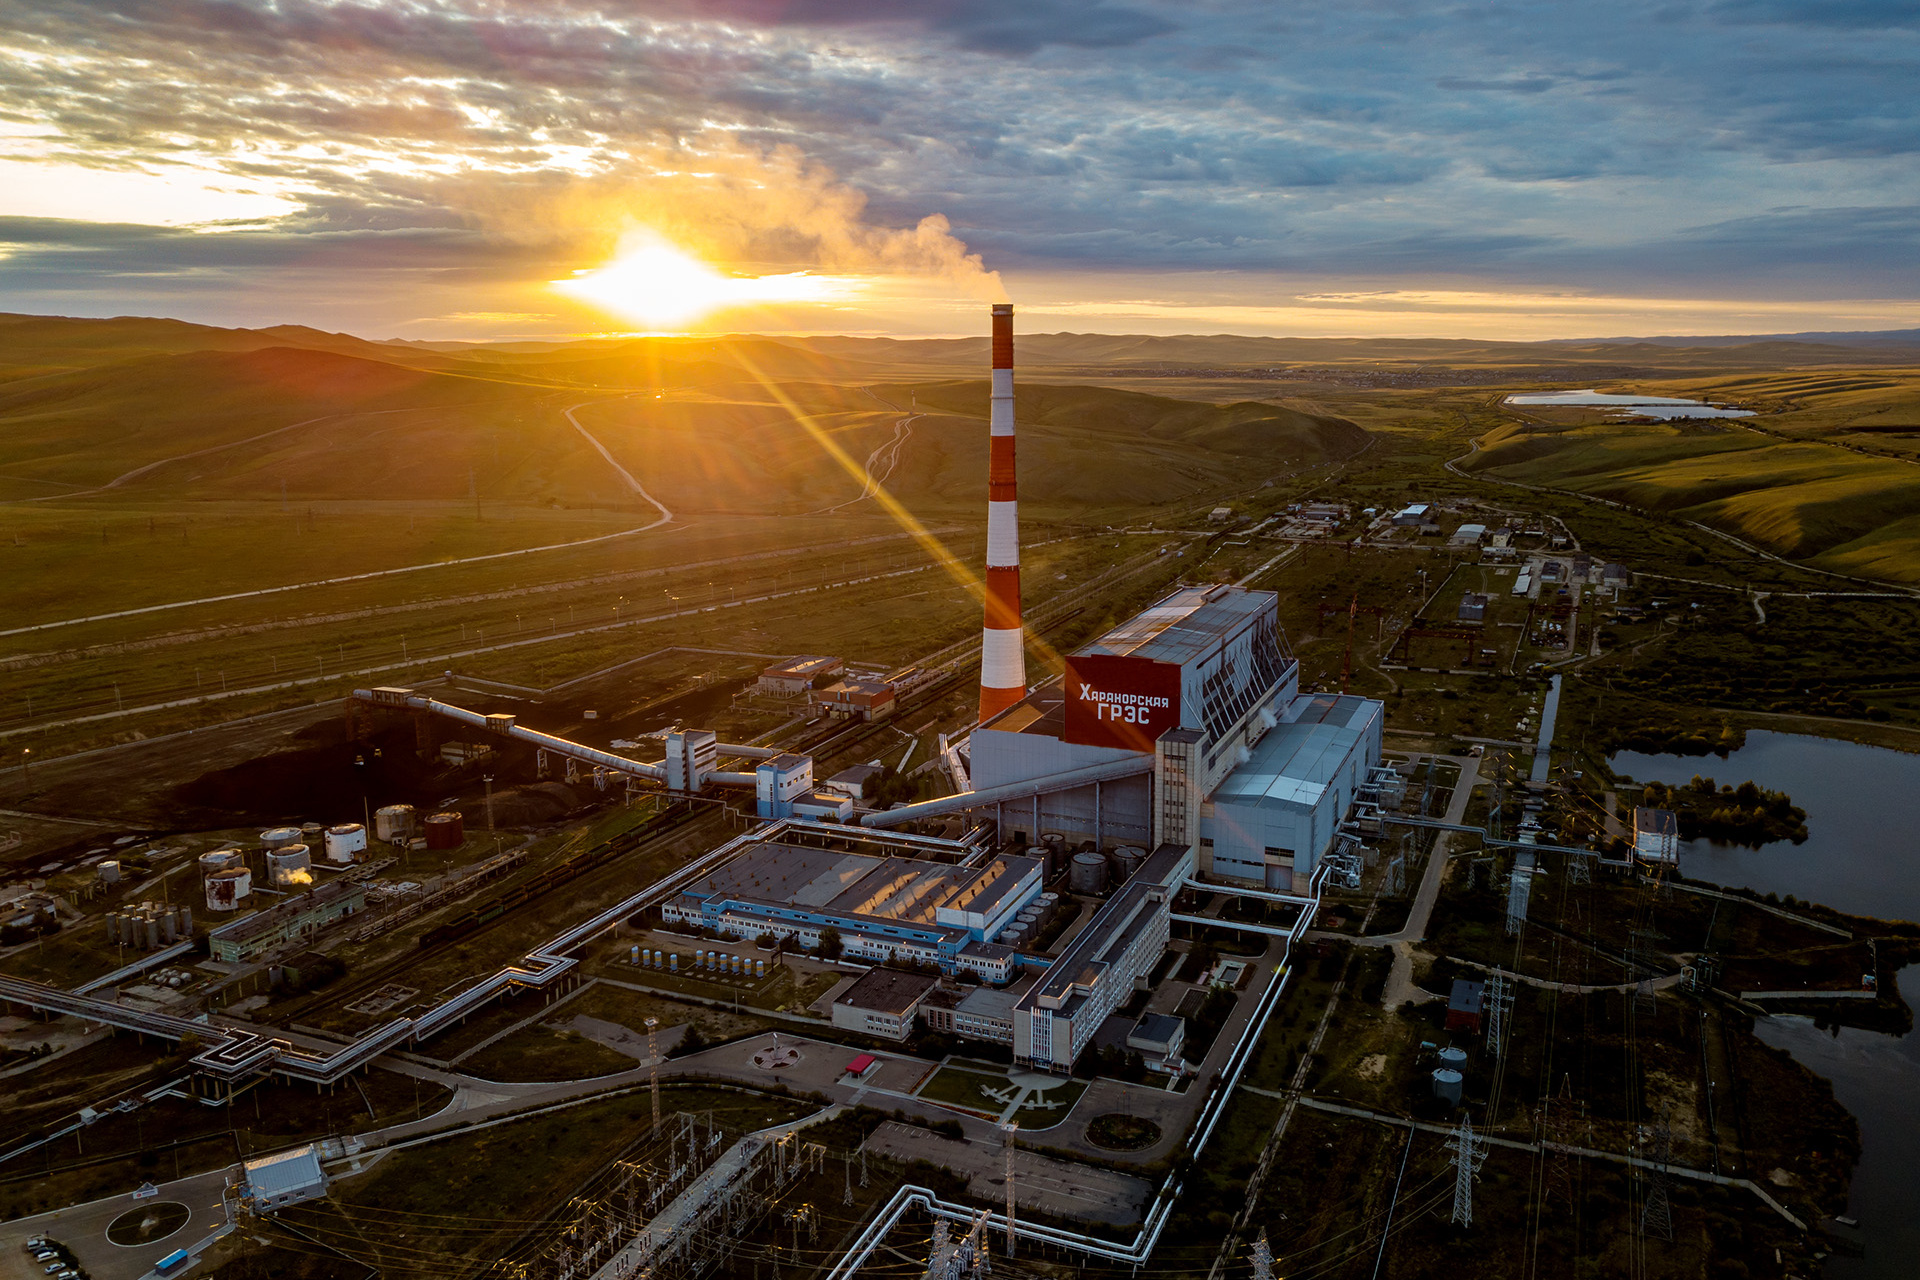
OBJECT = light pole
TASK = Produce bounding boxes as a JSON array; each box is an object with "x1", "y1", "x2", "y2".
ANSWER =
[
  {"x1": 20, "y1": 748, "x2": 29, "y2": 787},
  {"x1": 484, "y1": 774, "x2": 495, "y2": 831}
]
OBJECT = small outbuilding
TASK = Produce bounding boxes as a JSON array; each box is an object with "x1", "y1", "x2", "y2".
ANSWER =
[
  {"x1": 1126, "y1": 1013, "x2": 1187, "y2": 1066},
  {"x1": 1446, "y1": 979, "x2": 1486, "y2": 1033},
  {"x1": 1634, "y1": 807, "x2": 1680, "y2": 865},
  {"x1": 243, "y1": 1144, "x2": 328, "y2": 1211}
]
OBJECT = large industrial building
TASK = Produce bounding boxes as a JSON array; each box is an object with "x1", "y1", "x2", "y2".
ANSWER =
[
  {"x1": 1013, "y1": 842, "x2": 1191, "y2": 1072},
  {"x1": 659, "y1": 821, "x2": 1040, "y2": 980},
  {"x1": 942, "y1": 582, "x2": 1382, "y2": 895}
]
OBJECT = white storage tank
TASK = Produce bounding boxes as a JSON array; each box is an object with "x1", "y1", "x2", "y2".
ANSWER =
[
  {"x1": 199, "y1": 848, "x2": 243, "y2": 875},
  {"x1": 1069, "y1": 851, "x2": 1108, "y2": 894},
  {"x1": 324, "y1": 824, "x2": 368, "y2": 863},
  {"x1": 205, "y1": 867, "x2": 252, "y2": 911},
  {"x1": 260, "y1": 826, "x2": 303, "y2": 850},
  {"x1": 266, "y1": 844, "x2": 312, "y2": 887},
  {"x1": 374, "y1": 805, "x2": 415, "y2": 843},
  {"x1": 97, "y1": 860, "x2": 121, "y2": 884}
]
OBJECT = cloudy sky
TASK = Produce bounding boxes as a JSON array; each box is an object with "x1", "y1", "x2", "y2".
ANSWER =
[{"x1": 2, "y1": 0, "x2": 1917, "y2": 339}]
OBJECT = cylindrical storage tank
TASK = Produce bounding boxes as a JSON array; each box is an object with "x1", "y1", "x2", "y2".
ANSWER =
[
  {"x1": 300, "y1": 822, "x2": 325, "y2": 845},
  {"x1": 631, "y1": 945, "x2": 640, "y2": 965},
  {"x1": 374, "y1": 805, "x2": 415, "y2": 843},
  {"x1": 266, "y1": 845, "x2": 312, "y2": 887},
  {"x1": 998, "y1": 929, "x2": 1021, "y2": 945},
  {"x1": 324, "y1": 824, "x2": 368, "y2": 863},
  {"x1": 1437, "y1": 1046, "x2": 1469, "y2": 1069},
  {"x1": 260, "y1": 826, "x2": 303, "y2": 850},
  {"x1": 200, "y1": 848, "x2": 243, "y2": 875},
  {"x1": 669, "y1": 953, "x2": 679, "y2": 973},
  {"x1": 424, "y1": 811, "x2": 464, "y2": 851},
  {"x1": 1432, "y1": 1068, "x2": 1464, "y2": 1106},
  {"x1": 97, "y1": 860, "x2": 121, "y2": 883},
  {"x1": 1018, "y1": 906, "x2": 1044, "y2": 924},
  {"x1": 206, "y1": 867, "x2": 251, "y2": 911},
  {"x1": 756, "y1": 959, "x2": 766, "y2": 979},
  {"x1": 1069, "y1": 851, "x2": 1108, "y2": 894},
  {"x1": 1112, "y1": 845, "x2": 1146, "y2": 881}
]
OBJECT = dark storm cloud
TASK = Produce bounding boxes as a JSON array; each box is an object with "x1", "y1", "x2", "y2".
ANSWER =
[{"x1": 1, "y1": 0, "x2": 1917, "y2": 322}]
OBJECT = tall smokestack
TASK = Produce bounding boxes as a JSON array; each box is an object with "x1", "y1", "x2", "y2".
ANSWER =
[{"x1": 979, "y1": 303, "x2": 1025, "y2": 723}]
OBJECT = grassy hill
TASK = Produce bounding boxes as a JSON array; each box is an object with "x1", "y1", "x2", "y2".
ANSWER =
[
  {"x1": 1459, "y1": 415, "x2": 1920, "y2": 581},
  {"x1": 0, "y1": 347, "x2": 559, "y2": 493}
]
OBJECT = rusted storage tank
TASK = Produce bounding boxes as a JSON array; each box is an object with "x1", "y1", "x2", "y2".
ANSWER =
[
  {"x1": 324, "y1": 824, "x2": 368, "y2": 863},
  {"x1": 199, "y1": 848, "x2": 243, "y2": 875},
  {"x1": 205, "y1": 867, "x2": 252, "y2": 911},
  {"x1": 424, "y1": 811, "x2": 464, "y2": 850},
  {"x1": 266, "y1": 845, "x2": 312, "y2": 887}
]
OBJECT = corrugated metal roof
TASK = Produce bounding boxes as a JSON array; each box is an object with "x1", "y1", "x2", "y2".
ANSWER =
[
  {"x1": 1074, "y1": 585, "x2": 1274, "y2": 666},
  {"x1": 1213, "y1": 695, "x2": 1378, "y2": 813},
  {"x1": 244, "y1": 1145, "x2": 325, "y2": 1200}
]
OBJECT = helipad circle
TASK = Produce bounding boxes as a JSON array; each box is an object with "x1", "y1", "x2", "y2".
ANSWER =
[{"x1": 106, "y1": 1201, "x2": 190, "y2": 1247}]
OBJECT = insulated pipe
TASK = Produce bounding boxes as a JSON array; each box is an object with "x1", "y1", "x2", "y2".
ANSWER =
[
  {"x1": 716, "y1": 743, "x2": 781, "y2": 760},
  {"x1": 978, "y1": 303, "x2": 1026, "y2": 723},
  {"x1": 860, "y1": 755, "x2": 1153, "y2": 828},
  {"x1": 353, "y1": 689, "x2": 667, "y2": 781}
]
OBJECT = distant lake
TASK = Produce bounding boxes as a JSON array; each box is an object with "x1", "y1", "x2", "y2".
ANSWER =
[
  {"x1": 1506, "y1": 389, "x2": 1755, "y2": 419},
  {"x1": 1607, "y1": 730, "x2": 1920, "y2": 925}
]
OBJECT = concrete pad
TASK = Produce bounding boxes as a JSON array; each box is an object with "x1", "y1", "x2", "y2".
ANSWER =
[{"x1": 861, "y1": 1122, "x2": 1150, "y2": 1228}]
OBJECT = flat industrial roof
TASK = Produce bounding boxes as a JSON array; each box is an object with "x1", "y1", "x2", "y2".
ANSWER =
[
  {"x1": 1073, "y1": 585, "x2": 1275, "y2": 667},
  {"x1": 956, "y1": 985, "x2": 1022, "y2": 1020},
  {"x1": 1211, "y1": 694, "x2": 1379, "y2": 814},
  {"x1": 765, "y1": 655, "x2": 841, "y2": 677},
  {"x1": 835, "y1": 967, "x2": 939, "y2": 1016}
]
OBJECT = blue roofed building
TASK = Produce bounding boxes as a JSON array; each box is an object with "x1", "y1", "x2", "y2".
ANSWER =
[{"x1": 1203, "y1": 693, "x2": 1385, "y2": 892}]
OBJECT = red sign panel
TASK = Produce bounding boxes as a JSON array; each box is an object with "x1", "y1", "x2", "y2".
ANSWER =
[{"x1": 1062, "y1": 655, "x2": 1183, "y2": 752}]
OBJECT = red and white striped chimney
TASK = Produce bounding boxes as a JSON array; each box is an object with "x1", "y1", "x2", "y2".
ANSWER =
[{"x1": 979, "y1": 303, "x2": 1026, "y2": 723}]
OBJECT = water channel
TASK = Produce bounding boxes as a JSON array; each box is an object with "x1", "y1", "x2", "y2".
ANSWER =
[{"x1": 1608, "y1": 729, "x2": 1920, "y2": 1274}]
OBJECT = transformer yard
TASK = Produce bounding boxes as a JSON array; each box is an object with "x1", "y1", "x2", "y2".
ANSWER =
[{"x1": 3, "y1": 326, "x2": 1917, "y2": 1280}]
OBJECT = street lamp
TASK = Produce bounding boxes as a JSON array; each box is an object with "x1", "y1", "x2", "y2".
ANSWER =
[{"x1": 20, "y1": 748, "x2": 29, "y2": 786}]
